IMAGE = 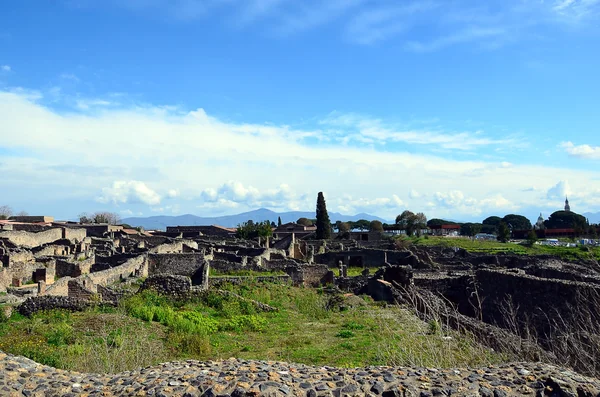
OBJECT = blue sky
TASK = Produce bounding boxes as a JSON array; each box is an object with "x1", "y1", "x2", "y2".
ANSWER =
[{"x1": 1, "y1": 0, "x2": 599, "y2": 223}]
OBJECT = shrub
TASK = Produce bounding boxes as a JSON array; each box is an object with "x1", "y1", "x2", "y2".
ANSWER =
[
  {"x1": 336, "y1": 330, "x2": 355, "y2": 338},
  {"x1": 180, "y1": 312, "x2": 218, "y2": 334},
  {"x1": 169, "y1": 331, "x2": 211, "y2": 356},
  {"x1": 45, "y1": 322, "x2": 74, "y2": 347},
  {"x1": 342, "y1": 321, "x2": 365, "y2": 331},
  {"x1": 220, "y1": 315, "x2": 267, "y2": 332}
]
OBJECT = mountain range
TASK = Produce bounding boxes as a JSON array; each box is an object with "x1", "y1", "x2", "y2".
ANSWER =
[{"x1": 121, "y1": 208, "x2": 391, "y2": 231}]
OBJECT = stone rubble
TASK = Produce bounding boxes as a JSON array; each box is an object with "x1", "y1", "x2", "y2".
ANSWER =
[{"x1": 1, "y1": 351, "x2": 599, "y2": 397}]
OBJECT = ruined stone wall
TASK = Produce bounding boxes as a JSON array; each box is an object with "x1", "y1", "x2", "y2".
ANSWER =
[
  {"x1": 147, "y1": 253, "x2": 207, "y2": 282},
  {"x1": 68, "y1": 279, "x2": 96, "y2": 300},
  {"x1": 0, "y1": 261, "x2": 45, "y2": 291},
  {"x1": 315, "y1": 248, "x2": 413, "y2": 268},
  {"x1": 472, "y1": 269, "x2": 600, "y2": 339},
  {"x1": 85, "y1": 255, "x2": 147, "y2": 286},
  {"x1": 213, "y1": 252, "x2": 245, "y2": 264},
  {"x1": 7, "y1": 250, "x2": 35, "y2": 266},
  {"x1": 9, "y1": 224, "x2": 53, "y2": 233},
  {"x1": 55, "y1": 259, "x2": 91, "y2": 278},
  {"x1": 0, "y1": 228, "x2": 63, "y2": 248},
  {"x1": 149, "y1": 240, "x2": 199, "y2": 254},
  {"x1": 126, "y1": 234, "x2": 170, "y2": 246},
  {"x1": 63, "y1": 228, "x2": 87, "y2": 242},
  {"x1": 42, "y1": 277, "x2": 71, "y2": 296}
]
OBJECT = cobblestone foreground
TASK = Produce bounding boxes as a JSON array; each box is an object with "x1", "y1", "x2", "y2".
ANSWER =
[{"x1": 1, "y1": 351, "x2": 599, "y2": 397}]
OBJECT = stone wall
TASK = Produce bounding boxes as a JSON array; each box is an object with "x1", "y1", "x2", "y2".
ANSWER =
[
  {"x1": 147, "y1": 253, "x2": 208, "y2": 286},
  {"x1": 55, "y1": 258, "x2": 91, "y2": 278},
  {"x1": 208, "y1": 275, "x2": 291, "y2": 287},
  {"x1": 315, "y1": 248, "x2": 415, "y2": 268},
  {"x1": 63, "y1": 227, "x2": 87, "y2": 243},
  {"x1": 474, "y1": 269, "x2": 600, "y2": 339},
  {"x1": 85, "y1": 255, "x2": 147, "y2": 286},
  {"x1": 139, "y1": 274, "x2": 192, "y2": 296},
  {"x1": 149, "y1": 240, "x2": 199, "y2": 254},
  {"x1": 0, "y1": 228, "x2": 63, "y2": 248},
  {"x1": 68, "y1": 279, "x2": 96, "y2": 300},
  {"x1": 17, "y1": 295, "x2": 92, "y2": 317}
]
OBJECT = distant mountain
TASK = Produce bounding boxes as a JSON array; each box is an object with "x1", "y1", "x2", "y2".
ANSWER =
[
  {"x1": 121, "y1": 208, "x2": 390, "y2": 231},
  {"x1": 583, "y1": 212, "x2": 600, "y2": 224}
]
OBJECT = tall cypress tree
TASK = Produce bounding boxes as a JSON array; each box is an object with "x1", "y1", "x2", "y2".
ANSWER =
[
  {"x1": 316, "y1": 192, "x2": 331, "y2": 240},
  {"x1": 277, "y1": 216, "x2": 282, "y2": 227}
]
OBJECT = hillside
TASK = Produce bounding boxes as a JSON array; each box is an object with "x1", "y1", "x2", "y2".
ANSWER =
[{"x1": 121, "y1": 208, "x2": 390, "y2": 230}]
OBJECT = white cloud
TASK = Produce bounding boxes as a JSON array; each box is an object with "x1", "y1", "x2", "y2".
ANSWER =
[
  {"x1": 561, "y1": 141, "x2": 600, "y2": 159},
  {"x1": 546, "y1": 180, "x2": 571, "y2": 200},
  {"x1": 1, "y1": 65, "x2": 10, "y2": 72},
  {"x1": 98, "y1": 181, "x2": 161, "y2": 205},
  {"x1": 409, "y1": 190, "x2": 421, "y2": 199},
  {"x1": 167, "y1": 189, "x2": 179, "y2": 198},
  {"x1": 430, "y1": 190, "x2": 517, "y2": 216},
  {"x1": 320, "y1": 112, "x2": 521, "y2": 150},
  {"x1": 76, "y1": 99, "x2": 113, "y2": 110},
  {"x1": 1, "y1": 89, "x2": 600, "y2": 220},
  {"x1": 60, "y1": 73, "x2": 80, "y2": 82}
]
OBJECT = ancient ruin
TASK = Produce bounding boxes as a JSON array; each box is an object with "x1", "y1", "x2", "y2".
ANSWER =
[{"x1": 3, "y1": 216, "x2": 600, "y2": 395}]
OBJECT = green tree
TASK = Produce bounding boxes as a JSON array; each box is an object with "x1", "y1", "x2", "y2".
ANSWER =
[
  {"x1": 396, "y1": 211, "x2": 427, "y2": 236},
  {"x1": 79, "y1": 211, "x2": 121, "y2": 225},
  {"x1": 315, "y1": 192, "x2": 332, "y2": 240},
  {"x1": 297, "y1": 217, "x2": 313, "y2": 226},
  {"x1": 236, "y1": 220, "x2": 273, "y2": 239},
  {"x1": 277, "y1": 216, "x2": 282, "y2": 227},
  {"x1": 355, "y1": 219, "x2": 371, "y2": 231},
  {"x1": 395, "y1": 210, "x2": 415, "y2": 235},
  {"x1": 544, "y1": 211, "x2": 588, "y2": 231},
  {"x1": 336, "y1": 221, "x2": 351, "y2": 233},
  {"x1": 460, "y1": 223, "x2": 482, "y2": 237},
  {"x1": 369, "y1": 220, "x2": 384, "y2": 232},
  {"x1": 497, "y1": 222, "x2": 510, "y2": 243},
  {"x1": 481, "y1": 216, "x2": 502, "y2": 234},
  {"x1": 527, "y1": 230, "x2": 538, "y2": 246},
  {"x1": 413, "y1": 212, "x2": 427, "y2": 236},
  {"x1": 427, "y1": 218, "x2": 457, "y2": 227},
  {"x1": 502, "y1": 214, "x2": 532, "y2": 230}
]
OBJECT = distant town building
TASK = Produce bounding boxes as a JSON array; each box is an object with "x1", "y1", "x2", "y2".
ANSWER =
[
  {"x1": 534, "y1": 213, "x2": 545, "y2": 230},
  {"x1": 428, "y1": 224, "x2": 460, "y2": 237}
]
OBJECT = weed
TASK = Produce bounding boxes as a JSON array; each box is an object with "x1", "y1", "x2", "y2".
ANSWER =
[{"x1": 336, "y1": 330, "x2": 355, "y2": 338}]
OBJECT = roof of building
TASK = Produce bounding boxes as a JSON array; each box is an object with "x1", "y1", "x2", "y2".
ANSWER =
[{"x1": 121, "y1": 228, "x2": 140, "y2": 235}]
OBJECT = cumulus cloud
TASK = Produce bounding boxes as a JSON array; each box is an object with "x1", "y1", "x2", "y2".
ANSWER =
[
  {"x1": 430, "y1": 190, "x2": 517, "y2": 216},
  {"x1": 1, "y1": 65, "x2": 10, "y2": 72},
  {"x1": 546, "y1": 180, "x2": 571, "y2": 200},
  {"x1": 200, "y1": 182, "x2": 299, "y2": 209},
  {"x1": 561, "y1": 141, "x2": 600, "y2": 160},
  {"x1": 1, "y1": 89, "x2": 600, "y2": 219},
  {"x1": 98, "y1": 181, "x2": 161, "y2": 205}
]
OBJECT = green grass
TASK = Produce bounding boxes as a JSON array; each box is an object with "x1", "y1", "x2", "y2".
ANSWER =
[
  {"x1": 0, "y1": 281, "x2": 508, "y2": 372},
  {"x1": 332, "y1": 267, "x2": 368, "y2": 277},
  {"x1": 209, "y1": 268, "x2": 287, "y2": 277},
  {"x1": 405, "y1": 236, "x2": 600, "y2": 262}
]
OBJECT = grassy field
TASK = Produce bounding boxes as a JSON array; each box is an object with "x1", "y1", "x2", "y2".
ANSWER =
[
  {"x1": 0, "y1": 281, "x2": 507, "y2": 373},
  {"x1": 209, "y1": 268, "x2": 287, "y2": 277},
  {"x1": 405, "y1": 236, "x2": 600, "y2": 262}
]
